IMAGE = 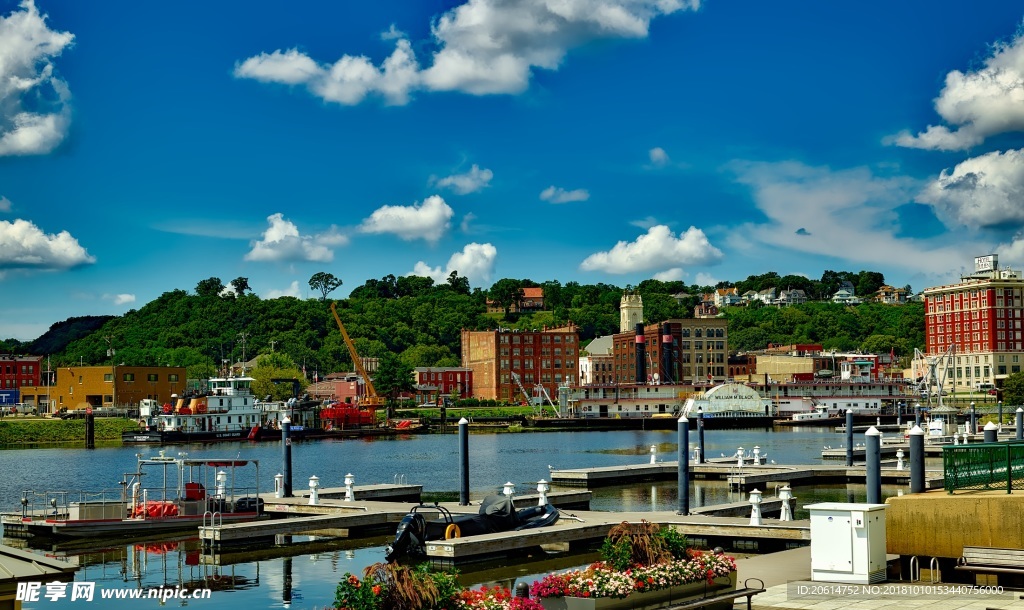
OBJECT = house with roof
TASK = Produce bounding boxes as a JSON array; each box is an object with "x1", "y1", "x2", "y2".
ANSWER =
[
  {"x1": 694, "y1": 300, "x2": 719, "y2": 318},
  {"x1": 714, "y1": 287, "x2": 741, "y2": 308},
  {"x1": 741, "y1": 290, "x2": 759, "y2": 304},
  {"x1": 874, "y1": 285, "x2": 908, "y2": 305},
  {"x1": 775, "y1": 289, "x2": 807, "y2": 306},
  {"x1": 832, "y1": 289, "x2": 861, "y2": 305},
  {"x1": 485, "y1": 286, "x2": 546, "y2": 313},
  {"x1": 756, "y1": 288, "x2": 777, "y2": 305}
]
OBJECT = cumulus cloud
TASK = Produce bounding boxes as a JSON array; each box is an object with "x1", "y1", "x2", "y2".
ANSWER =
[
  {"x1": 359, "y1": 195, "x2": 454, "y2": 243},
  {"x1": 694, "y1": 272, "x2": 719, "y2": 286},
  {"x1": 245, "y1": 213, "x2": 348, "y2": 263},
  {"x1": 0, "y1": 0, "x2": 74, "y2": 156},
  {"x1": 649, "y1": 147, "x2": 670, "y2": 166},
  {"x1": 540, "y1": 185, "x2": 589, "y2": 203},
  {"x1": 653, "y1": 267, "x2": 684, "y2": 281},
  {"x1": 730, "y1": 160, "x2": 970, "y2": 275},
  {"x1": 104, "y1": 293, "x2": 136, "y2": 305},
  {"x1": 460, "y1": 212, "x2": 477, "y2": 233},
  {"x1": 915, "y1": 149, "x2": 1024, "y2": 229},
  {"x1": 235, "y1": 0, "x2": 698, "y2": 105},
  {"x1": 580, "y1": 225, "x2": 722, "y2": 274},
  {"x1": 411, "y1": 242, "x2": 498, "y2": 286},
  {"x1": 630, "y1": 216, "x2": 661, "y2": 229},
  {"x1": 265, "y1": 281, "x2": 302, "y2": 299},
  {"x1": 0, "y1": 196, "x2": 10, "y2": 212},
  {"x1": 889, "y1": 32, "x2": 1024, "y2": 151},
  {"x1": 0, "y1": 218, "x2": 94, "y2": 272},
  {"x1": 432, "y1": 164, "x2": 493, "y2": 194}
]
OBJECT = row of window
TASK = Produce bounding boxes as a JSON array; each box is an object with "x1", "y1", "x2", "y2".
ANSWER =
[
  {"x1": 1, "y1": 365, "x2": 36, "y2": 375},
  {"x1": 498, "y1": 334, "x2": 577, "y2": 345},
  {"x1": 499, "y1": 359, "x2": 572, "y2": 369}
]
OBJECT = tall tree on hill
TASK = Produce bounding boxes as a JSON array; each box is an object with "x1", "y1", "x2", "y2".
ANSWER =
[
  {"x1": 373, "y1": 352, "x2": 415, "y2": 418},
  {"x1": 309, "y1": 272, "x2": 343, "y2": 302},
  {"x1": 447, "y1": 271, "x2": 471, "y2": 295},
  {"x1": 489, "y1": 278, "x2": 524, "y2": 315},
  {"x1": 195, "y1": 277, "x2": 225, "y2": 297},
  {"x1": 230, "y1": 277, "x2": 251, "y2": 296}
]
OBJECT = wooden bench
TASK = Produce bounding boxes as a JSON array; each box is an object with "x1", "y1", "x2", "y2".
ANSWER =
[
  {"x1": 665, "y1": 578, "x2": 765, "y2": 610},
  {"x1": 956, "y1": 546, "x2": 1024, "y2": 577}
]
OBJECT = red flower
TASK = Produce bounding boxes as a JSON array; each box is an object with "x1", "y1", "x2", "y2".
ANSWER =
[{"x1": 371, "y1": 585, "x2": 381, "y2": 595}]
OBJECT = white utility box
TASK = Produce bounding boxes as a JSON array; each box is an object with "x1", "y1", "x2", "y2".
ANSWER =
[{"x1": 806, "y1": 502, "x2": 887, "y2": 584}]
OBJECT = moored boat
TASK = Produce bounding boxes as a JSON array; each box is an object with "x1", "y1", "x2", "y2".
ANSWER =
[{"x1": 2, "y1": 451, "x2": 264, "y2": 539}]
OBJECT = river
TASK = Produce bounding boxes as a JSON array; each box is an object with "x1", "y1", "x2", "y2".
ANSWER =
[{"x1": 1, "y1": 427, "x2": 907, "y2": 609}]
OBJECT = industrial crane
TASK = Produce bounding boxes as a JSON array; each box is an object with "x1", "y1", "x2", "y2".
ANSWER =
[{"x1": 330, "y1": 302, "x2": 385, "y2": 410}]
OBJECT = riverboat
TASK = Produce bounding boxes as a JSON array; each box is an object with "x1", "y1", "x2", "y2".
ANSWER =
[
  {"x1": 760, "y1": 360, "x2": 910, "y2": 419},
  {"x1": 1, "y1": 451, "x2": 264, "y2": 539}
]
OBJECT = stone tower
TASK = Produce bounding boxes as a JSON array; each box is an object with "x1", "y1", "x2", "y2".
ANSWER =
[{"x1": 620, "y1": 292, "x2": 643, "y2": 333}]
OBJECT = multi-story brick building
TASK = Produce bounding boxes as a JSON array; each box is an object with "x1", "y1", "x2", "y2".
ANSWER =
[
  {"x1": 0, "y1": 354, "x2": 42, "y2": 407},
  {"x1": 19, "y1": 365, "x2": 188, "y2": 413},
  {"x1": 923, "y1": 254, "x2": 1024, "y2": 392},
  {"x1": 611, "y1": 318, "x2": 728, "y2": 385},
  {"x1": 461, "y1": 325, "x2": 579, "y2": 401},
  {"x1": 413, "y1": 367, "x2": 474, "y2": 401}
]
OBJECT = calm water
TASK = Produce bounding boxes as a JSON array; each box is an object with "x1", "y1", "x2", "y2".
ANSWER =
[{"x1": 1, "y1": 427, "x2": 906, "y2": 609}]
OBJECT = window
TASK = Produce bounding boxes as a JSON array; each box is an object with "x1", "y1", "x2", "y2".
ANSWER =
[
  {"x1": 168, "y1": 374, "x2": 179, "y2": 382},
  {"x1": 122, "y1": 373, "x2": 135, "y2": 382},
  {"x1": 147, "y1": 374, "x2": 158, "y2": 382},
  {"x1": 104, "y1": 373, "x2": 113, "y2": 382}
]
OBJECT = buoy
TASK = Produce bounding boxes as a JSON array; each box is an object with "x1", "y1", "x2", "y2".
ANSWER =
[{"x1": 444, "y1": 523, "x2": 461, "y2": 539}]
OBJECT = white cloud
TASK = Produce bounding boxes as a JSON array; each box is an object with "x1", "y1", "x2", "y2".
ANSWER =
[
  {"x1": 0, "y1": 218, "x2": 94, "y2": 271},
  {"x1": 460, "y1": 212, "x2": 477, "y2": 233},
  {"x1": 411, "y1": 242, "x2": 497, "y2": 286},
  {"x1": 236, "y1": 0, "x2": 698, "y2": 105},
  {"x1": 265, "y1": 281, "x2": 301, "y2": 299},
  {"x1": 580, "y1": 225, "x2": 722, "y2": 274},
  {"x1": 104, "y1": 293, "x2": 136, "y2": 306},
  {"x1": 433, "y1": 164, "x2": 493, "y2": 194},
  {"x1": 244, "y1": 213, "x2": 348, "y2": 263},
  {"x1": 694, "y1": 272, "x2": 719, "y2": 286},
  {"x1": 630, "y1": 216, "x2": 661, "y2": 229},
  {"x1": 889, "y1": 32, "x2": 1024, "y2": 151},
  {"x1": 653, "y1": 268, "x2": 684, "y2": 281},
  {"x1": 731, "y1": 160, "x2": 970, "y2": 275},
  {"x1": 0, "y1": 196, "x2": 10, "y2": 212},
  {"x1": 0, "y1": 0, "x2": 74, "y2": 156},
  {"x1": 381, "y1": 24, "x2": 406, "y2": 41},
  {"x1": 540, "y1": 185, "x2": 589, "y2": 203},
  {"x1": 359, "y1": 195, "x2": 453, "y2": 243},
  {"x1": 649, "y1": 147, "x2": 670, "y2": 166},
  {"x1": 915, "y1": 149, "x2": 1024, "y2": 230}
]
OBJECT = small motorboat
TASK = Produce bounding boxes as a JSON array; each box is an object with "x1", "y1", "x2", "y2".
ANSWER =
[{"x1": 384, "y1": 495, "x2": 559, "y2": 562}]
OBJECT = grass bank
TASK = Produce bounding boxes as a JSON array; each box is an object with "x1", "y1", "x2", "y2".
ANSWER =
[{"x1": 0, "y1": 417, "x2": 140, "y2": 445}]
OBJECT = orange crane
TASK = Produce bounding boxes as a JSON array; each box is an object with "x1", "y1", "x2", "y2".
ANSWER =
[{"x1": 330, "y1": 302, "x2": 385, "y2": 410}]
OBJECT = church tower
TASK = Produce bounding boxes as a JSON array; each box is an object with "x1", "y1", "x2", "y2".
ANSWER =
[{"x1": 620, "y1": 292, "x2": 644, "y2": 333}]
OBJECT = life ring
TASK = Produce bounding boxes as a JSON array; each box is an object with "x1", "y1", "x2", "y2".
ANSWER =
[
  {"x1": 325, "y1": 421, "x2": 333, "y2": 431},
  {"x1": 162, "y1": 404, "x2": 172, "y2": 414},
  {"x1": 138, "y1": 419, "x2": 146, "y2": 428},
  {"x1": 196, "y1": 403, "x2": 207, "y2": 414},
  {"x1": 444, "y1": 523, "x2": 461, "y2": 539}
]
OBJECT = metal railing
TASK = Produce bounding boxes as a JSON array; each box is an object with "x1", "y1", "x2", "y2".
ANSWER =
[{"x1": 943, "y1": 441, "x2": 1024, "y2": 493}]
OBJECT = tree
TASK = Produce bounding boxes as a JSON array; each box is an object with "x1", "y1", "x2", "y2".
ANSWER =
[
  {"x1": 373, "y1": 352, "x2": 415, "y2": 417},
  {"x1": 309, "y1": 272, "x2": 343, "y2": 302},
  {"x1": 230, "y1": 277, "x2": 251, "y2": 296},
  {"x1": 447, "y1": 271, "x2": 471, "y2": 295},
  {"x1": 1002, "y1": 372, "x2": 1024, "y2": 408},
  {"x1": 489, "y1": 278, "x2": 524, "y2": 315},
  {"x1": 195, "y1": 277, "x2": 225, "y2": 297}
]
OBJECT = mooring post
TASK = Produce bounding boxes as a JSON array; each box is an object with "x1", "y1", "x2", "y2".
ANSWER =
[
  {"x1": 998, "y1": 401, "x2": 1003, "y2": 425},
  {"x1": 984, "y1": 421, "x2": 998, "y2": 443},
  {"x1": 697, "y1": 408, "x2": 705, "y2": 464},
  {"x1": 282, "y1": 415, "x2": 292, "y2": 498},
  {"x1": 865, "y1": 426, "x2": 881, "y2": 504},
  {"x1": 85, "y1": 410, "x2": 95, "y2": 450},
  {"x1": 915, "y1": 403, "x2": 921, "y2": 428},
  {"x1": 845, "y1": 409, "x2": 854, "y2": 467},
  {"x1": 459, "y1": 417, "x2": 470, "y2": 506},
  {"x1": 909, "y1": 425, "x2": 925, "y2": 494},
  {"x1": 1017, "y1": 407, "x2": 1023, "y2": 441},
  {"x1": 970, "y1": 402, "x2": 977, "y2": 435},
  {"x1": 677, "y1": 415, "x2": 689, "y2": 516}
]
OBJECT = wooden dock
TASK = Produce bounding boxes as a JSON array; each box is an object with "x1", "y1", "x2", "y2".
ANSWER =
[{"x1": 548, "y1": 461, "x2": 945, "y2": 490}]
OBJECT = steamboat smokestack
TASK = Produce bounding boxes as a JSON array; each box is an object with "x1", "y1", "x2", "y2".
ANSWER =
[
  {"x1": 635, "y1": 323, "x2": 646, "y2": 384},
  {"x1": 662, "y1": 322, "x2": 673, "y2": 383}
]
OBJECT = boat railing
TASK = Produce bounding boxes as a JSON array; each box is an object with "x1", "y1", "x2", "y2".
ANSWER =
[{"x1": 19, "y1": 488, "x2": 127, "y2": 521}]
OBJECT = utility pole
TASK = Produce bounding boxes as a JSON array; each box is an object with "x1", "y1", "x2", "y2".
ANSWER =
[
  {"x1": 238, "y1": 332, "x2": 250, "y2": 375},
  {"x1": 269, "y1": 340, "x2": 277, "y2": 352}
]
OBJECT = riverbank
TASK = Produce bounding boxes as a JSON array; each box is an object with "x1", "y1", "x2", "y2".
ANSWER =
[{"x1": 0, "y1": 417, "x2": 139, "y2": 445}]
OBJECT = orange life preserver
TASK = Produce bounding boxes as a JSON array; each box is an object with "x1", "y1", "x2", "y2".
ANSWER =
[{"x1": 444, "y1": 524, "x2": 461, "y2": 539}]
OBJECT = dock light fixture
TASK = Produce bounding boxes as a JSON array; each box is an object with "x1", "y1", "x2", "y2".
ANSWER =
[
  {"x1": 779, "y1": 486, "x2": 794, "y2": 522},
  {"x1": 308, "y1": 475, "x2": 320, "y2": 506},
  {"x1": 344, "y1": 473, "x2": 355, "y2": 502},
  {"x1": 753, "y1": 446, "x2": 761, "y2": 465},
  {"x1": 650, "y1": 444, "x2": 657, "y2": 464},
  {"x1": 536, "y1": 479, "x2": 550, "y2": 506},
  {"x1": 502, "y1": 481, "x2": 515, "y2": 497},
  {"x1": 748, "y1": 489, "x2": 763, "y2": 525},
  {"x1": 216, "y1": 470, "x2": 227, "y2": 497},
  {"x1": 895, "y1": 449, "x2": 904, "y2": 471},
  {"x1": 737, "y1": 447, "x2": 744, "y2": 468}
]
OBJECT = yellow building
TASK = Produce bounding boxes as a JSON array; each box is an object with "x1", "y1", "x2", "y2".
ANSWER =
[{"x1": 20, "y1": 365, "x2": 188, "y2": 413}]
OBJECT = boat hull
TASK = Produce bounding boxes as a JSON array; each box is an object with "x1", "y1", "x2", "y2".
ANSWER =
[
  {"x1": 530, "y1": 416, "x2": 777, "y2": 430},
  {"x1": 3, "y1": 512, "x2": 263, "y2": 539},
  {"x1": 122, "y1": 425, "x2": 419, "y2": 444}
]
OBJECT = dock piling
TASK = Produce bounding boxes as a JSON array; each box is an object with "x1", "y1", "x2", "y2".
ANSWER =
[
  {"x1": 85, "y1": 411, "x2": 95, "y2": 449},
  {"x1": 697, "y1": 409, "x2": 705, "y2": 464},
  {"x1": 909, "y1": 425, "x2": 925, "y2": 493},
  {"x1": 677, "y1": 415, "x2": 689, "y2": 516},
  {"x1": 1017, "y1": 407, "x2": 1023, "y2": 441},
  {"x1": 459, "y1": 417, "x2": 469, "y2": 506},
  {"x1": 865, "y1": 426, "x2": 881, "y2": 504},
  {"x1": 984, "y1": 421, "x2": 998, "y2": 443},
  {"x1": 845, "y1": 410, "x2": 854, "y2": 467},
  {"x1": 970, "y1": 402, "x2": 977, "y2": 435},
  {"x1": 282, "y1": 416, "x2": 292, "y2": 498}
]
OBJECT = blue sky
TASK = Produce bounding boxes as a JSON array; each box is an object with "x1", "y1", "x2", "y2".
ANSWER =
[{"x1": 3, "y1": 0, "x2": 1024, "y2": 341}]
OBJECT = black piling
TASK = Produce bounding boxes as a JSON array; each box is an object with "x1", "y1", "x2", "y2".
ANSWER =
[
  {"x1": 459, "y1": 417, "x2": 470, "y2": 506},
  {"x1": 282, "y1": 418, "x2": 293, "y2": 498},
  {"x1": 909, "y1": 425, "x2": 925, "y2": 494},
  {"x1": 85, "y1": 411, "x2": 95, "y2": 449},
  {"x1": 998, "y1": 401, "x2": 1003, "y2": 425},
  {"x1": 865, "y1": 427, "x2": 881, "y2": 504},
  {"x1": 845, "y1": 410, "x2": 854, "y2": 467},
  {"x1": 970, "y1": 402, "x2": 977, "y2": 434},
  {"x1": 1017, "y1": 408, "x2": 1023, "y2": 441},
  {"x1": 677, "y1": 415, "x2": 689, "y2": 516}
]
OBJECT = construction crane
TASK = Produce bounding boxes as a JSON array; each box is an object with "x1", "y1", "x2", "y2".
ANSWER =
[
  {"x1": 510, "y1": 371, "x2": 533, "y2": 410},
  {"x1": 330, "y1": 302, "x2": 385, "y2": 410}
]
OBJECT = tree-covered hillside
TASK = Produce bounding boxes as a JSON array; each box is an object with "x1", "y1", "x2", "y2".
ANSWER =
[{"x1": 2, "y1": 270, "x2": 926, "y2": 381}]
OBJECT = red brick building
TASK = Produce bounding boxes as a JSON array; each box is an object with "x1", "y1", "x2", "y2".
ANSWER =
[
  {"x1": 461, "y1": 325, "x2": 579, "y2": 401},
  {"x1": 611, "y1": 319, "x2": 728, "y2": 385},
  {"x1": 413, "y1": 367, "x2": 473, "y2": 402},
  {"x1": 0, "y1": 354, "x2": 43, "y2": 406}
]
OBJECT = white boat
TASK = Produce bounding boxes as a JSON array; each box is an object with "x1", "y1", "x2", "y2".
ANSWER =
[
  {"x1": 682, "y1": 383, "x2": 775, "y2": 420},
  {"x1": 764, "y1": 360, "x2": 907, "y2": 418},
  {"x1": 3, "y1": 451, "x2": 264, "y2": 538},
  {"x1": 791, "y1": 406, "x2": 831, "y2": 422}
]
